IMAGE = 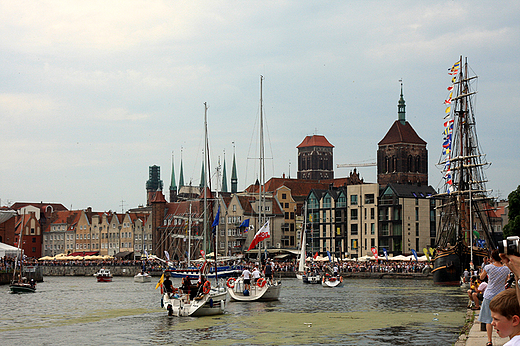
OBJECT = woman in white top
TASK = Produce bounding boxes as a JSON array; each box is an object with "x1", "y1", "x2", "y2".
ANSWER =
[{"x1": 479, "y1": 249, "x2": 511, "y2": 346}]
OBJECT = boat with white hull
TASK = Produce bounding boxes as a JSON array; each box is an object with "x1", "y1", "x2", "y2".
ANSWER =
[
  {"x1": 226, "y1": 277, "x2": 281, "y2": 301},
  {"x1": 302, "y1": 273, "x2": 321, "y2": 284},
  {"x1": 321, "y1": 275, "x2": 343, "y2": 287},
  {"x1": 134, "y1": 272, "x2": 152, "y2": 283},
  {"x1": 162, "y1": 286, "x2": 227, "y2": 317}
]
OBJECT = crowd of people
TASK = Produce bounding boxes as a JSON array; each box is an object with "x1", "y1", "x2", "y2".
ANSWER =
[{"x1": 2, "y1": 254, "x2": 433, "y2": 276}]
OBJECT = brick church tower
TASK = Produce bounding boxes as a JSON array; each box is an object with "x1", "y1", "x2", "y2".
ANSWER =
[
  {"x1": 377, "y1": 85, "x2": 428, "y2": 186},
  {"x1": 297, "y1": 135, "x2": 334, "y2": 180}
]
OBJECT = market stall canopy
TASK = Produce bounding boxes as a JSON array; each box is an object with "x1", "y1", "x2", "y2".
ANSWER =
[
  {"x1": 0, "y1": 242, "x2": 21, "y2": 258},
  {"x1": 69, "y1": 251, "x2": 99, "y2": 257},
  {"x1": 38, "y1": 256, "x2": 55, "y2": 260},
  {"x1": 389, "y1": 255, "x2": 410, "y2": 261},
  {"x1": 0, "y1": 210, "x2": 17, "y2": 224},
  {"x1": 114, "y1": 251, "x2": 133, "y2": 259}
]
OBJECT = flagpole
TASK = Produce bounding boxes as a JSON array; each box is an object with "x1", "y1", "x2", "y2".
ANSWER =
[{"x1": 188, "y1": 202, "x2": 192, "y2": 267}]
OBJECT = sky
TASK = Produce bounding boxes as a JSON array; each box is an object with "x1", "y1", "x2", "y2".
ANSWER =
[{"x1": 1, "y1": 1, "x2": 519, "y2": 212}]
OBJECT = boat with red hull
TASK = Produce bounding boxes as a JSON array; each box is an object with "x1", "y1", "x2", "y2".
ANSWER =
[{"x1": 94, "y1": 268, "x2": 112, "y2": 282}]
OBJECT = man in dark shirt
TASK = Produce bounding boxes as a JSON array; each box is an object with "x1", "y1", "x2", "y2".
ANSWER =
[
  {"x1": 264, "y1": 260, "x2": 273, "y2": 284},
  {"x1": 163, "y1": 274, "x2": 174, "y2": 296}
]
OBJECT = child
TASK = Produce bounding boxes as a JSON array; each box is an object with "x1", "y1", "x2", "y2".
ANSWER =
[{"x1": 489, "y1": 288, "x2": 520, "y2": 345}]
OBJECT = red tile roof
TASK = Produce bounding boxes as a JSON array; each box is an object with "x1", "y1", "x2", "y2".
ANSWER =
[
  {"x1": 378, "y1": 120, "x2": 426, "y2": 145},
  {"x1": 296, "y1": 135, "x2": 334, "y2": 148}
]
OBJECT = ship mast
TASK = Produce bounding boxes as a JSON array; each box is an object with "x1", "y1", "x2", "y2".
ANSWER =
[
  {"x1": 436, "y1": 56, "x2": 494, "y2": 251},
  {"x1": 258, "y1": 75, "x2": 265, "y2": 264}
]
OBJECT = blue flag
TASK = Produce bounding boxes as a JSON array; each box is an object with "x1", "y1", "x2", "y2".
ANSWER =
[
  {"x1": 411, "y1": 249, "x2": 418, "y2": 261},
  {"x1": 212, "y1": 206, "x2": 220, "y2": 233},
  {"x1": 327, "y1": 250, "x2": 332, "y2": 262},
  {"x1": 383, "y1": 248, "x2": 388, "y2": 261},
  {"x1": 239, "y1": 219, "x2": 250, "y2": 228}
]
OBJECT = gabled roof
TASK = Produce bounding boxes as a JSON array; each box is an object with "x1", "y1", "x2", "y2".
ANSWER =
[
  {"x1": 245, "y1": 177, "x2": 331, "y2": 197},
  {"x1": 10, "y1": 202, "x2": 68, "y2": 212},
  {"x1": 128, "y1": 212, "x2": 149, "y2": 223},
  {"x1": 164, "y1": 201, "x2": 202, "y2": 218},
  {"x1": 378, "y1": 120, "x2": 426, "y2": 146},
  {"x1": 297, "y1": 135, "x2": 334, "y2": 148},
  {"x1": 236, "y1": 195, "x2": 256, "y2": 214},
  {"x1": 382, "y1": 183, "x2": 436, "y2": 198},
  {"x1": 150, "y1": 191, "x2": 167, "y2": 203}
]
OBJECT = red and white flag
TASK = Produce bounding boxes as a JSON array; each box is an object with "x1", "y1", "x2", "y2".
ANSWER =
[
  {"x1": 247, "y1": 220, "x2": 270, "y2": 251},
  {"x1": 371, "y1": 247, "x2": 378, "y2": 261}
]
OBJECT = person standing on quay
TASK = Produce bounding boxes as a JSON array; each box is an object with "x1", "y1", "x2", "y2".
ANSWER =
[{"x1": 479, "y1": 249, "x2": 511, "y2": 346}]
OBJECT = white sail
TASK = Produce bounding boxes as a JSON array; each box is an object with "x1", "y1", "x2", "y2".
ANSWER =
[{"x1": 298, "y1": 229, "x2": 306, "y2": 272}]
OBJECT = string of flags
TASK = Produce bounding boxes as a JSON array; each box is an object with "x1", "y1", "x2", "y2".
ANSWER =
[{"x1": 442, "y1": 60, "x2": 460, "y2": 194}]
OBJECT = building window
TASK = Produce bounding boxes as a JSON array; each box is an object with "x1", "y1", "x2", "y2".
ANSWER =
[
  {"x1": 282, "y1": 193, "x2": 287, "y2": 199},
  {"x1": 350, "y1": 209, "x2": 358, "y2": 220},
  {"x1": 371, "y1": 208, "x2": 375, "y2": 220},
  {"x1": 381, "y1": 223, "x2": 389, "y2": 236},
  {"x1": 351, "y1": 224, "x2": 358, "y2": 235},
  {"x1": 232, "y1": 205, "x2": 236, "y2": 212},
  {"x1": 323, "y1": 195, "x2": 331, "y2": 208},
  {"x1": 351, "y1": 239, "x2": 358, "y2": 250},
  {"x1": 415, "y1": 207, "x2": 419, "y2": 221},
  {"x1": 309, "y1": 195, "x2": 319, "y2": 209},
  {"x1": 337, "y1": 194, "x2": 346, "y2": 208},
  {"x1": 371, "y1": 223, "x2": 375, "y2": 235},
  {"x1": 365, "y1": 194, "x2": 374, "y2": 204},
  {"x1": 350, "y1": 195, "x2": 358, "y2": 205}
]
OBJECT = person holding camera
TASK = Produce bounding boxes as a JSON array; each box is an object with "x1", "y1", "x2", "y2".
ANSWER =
[
  {"x1": 499, "y1": 237, "x2": 520, "y2": 305},
  {"x1": 479, "y1": 249, "x2": 511, "y2": 346}
]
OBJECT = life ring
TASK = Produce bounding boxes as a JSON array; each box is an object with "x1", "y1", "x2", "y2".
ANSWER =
[
  {"x1": 339, "y1": 276, "x2": 343, "y2": 283},
  {"x1": 226, "y1": 277, "x2": 236, "y2": 288},
  {"x1": 257, "y1": 278, "x2": 267, "y2": 288},
  {"x1": 203, "y1": 281, "x2": 211, "y2": 294}
]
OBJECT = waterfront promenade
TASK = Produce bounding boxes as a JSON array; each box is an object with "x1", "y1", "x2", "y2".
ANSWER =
[{"x1": 456, "y1": 310, "x2": 506, "y2": 346}]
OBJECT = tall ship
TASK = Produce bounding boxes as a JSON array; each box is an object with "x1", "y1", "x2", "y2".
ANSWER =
[{"x1": 431, "y1": 57, "x2": 496, "y2": 285}]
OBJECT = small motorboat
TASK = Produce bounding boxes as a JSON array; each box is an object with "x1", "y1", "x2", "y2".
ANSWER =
[
  {"x1": 321, "y1": 274, "x2": 343, "y2": 288},
  {"x1": 9, "y1": 278, "x2": 36, "y2": 293},
  {"x1": 302, "y1": 272, "x2": 321, "y2": 284},
  {"x1": 94, "y1": 268, "x2": 112, "y2": 282},
  {"x1": 134, "y1": 271, "x2": 152, "y2": 283}
]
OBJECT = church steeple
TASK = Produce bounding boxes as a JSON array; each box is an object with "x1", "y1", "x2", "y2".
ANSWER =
[
  {"x1": 398, "y1": 81, "x2": 406, "y2": 124},
  {"x1": 199, "y1": 161, "x2": 205, "y2": 188},
  {"x1": 221, "y1": 155, "x2": 228, "y2": 193},
  {"x1": 231, "y1": 143, "x2": 238, "y2": 193},
  {"x1": 169, "y1": 153, "x2": 177, "y2": 202},
  {"x1": 178, "y1": 155, "x2": 185, "y2": 188}
]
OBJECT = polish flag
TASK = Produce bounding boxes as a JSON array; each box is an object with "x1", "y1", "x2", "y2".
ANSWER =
[{"x1": 247, "y1": 220, "x2": 271, "y2": 251}]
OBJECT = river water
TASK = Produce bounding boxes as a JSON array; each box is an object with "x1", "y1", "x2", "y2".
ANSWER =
[{"x1": 1, "y1": 276, "x2": 467, "y2": 345}]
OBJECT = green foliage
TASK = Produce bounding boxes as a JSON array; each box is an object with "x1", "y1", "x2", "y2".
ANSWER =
[{"x1": 504, "y1": 185, "x2": 520, "y2": 237}]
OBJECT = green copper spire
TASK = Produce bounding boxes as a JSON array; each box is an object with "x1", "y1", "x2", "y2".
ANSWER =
[
  {"x1": 398, "y1": 81, "x2": 406, "y2": 124},
  {"x1": 169, "y1": 154, "x2": 176, "y2": 192},
  {"x1": 179, "y1": 157, "x2": 185, "y2": 188},
  {"x1": 199, "y1": 161, "x2": 205, "y2": 188},
  {"x1": 231, "y1": 149, "x2": 238, "y2": 193},
  {"x1": 221, "y1": 157, "x2": 228, "y2": 193}
]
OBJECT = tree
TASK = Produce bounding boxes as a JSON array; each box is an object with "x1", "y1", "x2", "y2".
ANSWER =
[{"x1": 503, "y1": 185, "x2": 520, "y2": 238}]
